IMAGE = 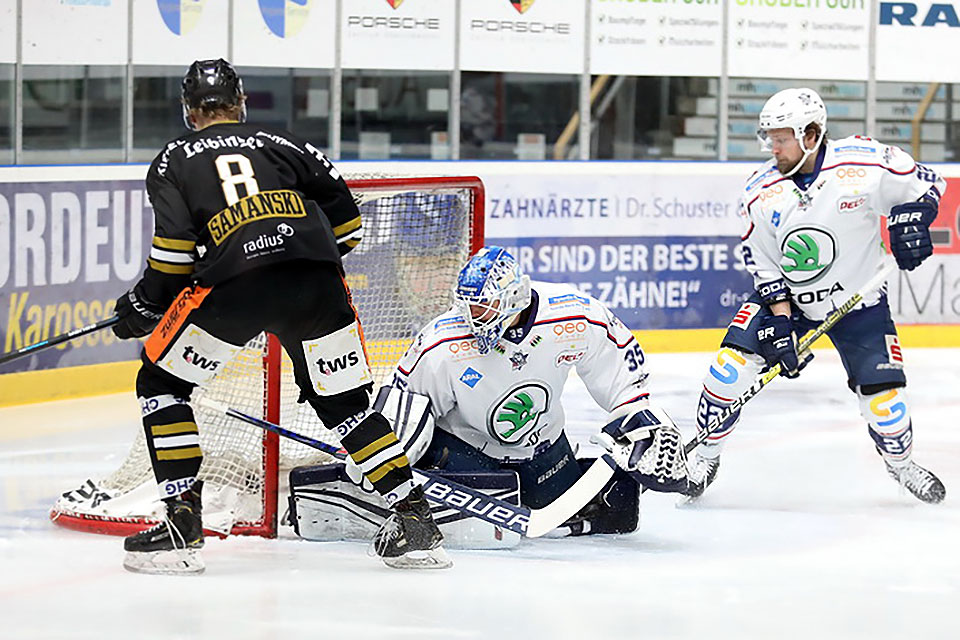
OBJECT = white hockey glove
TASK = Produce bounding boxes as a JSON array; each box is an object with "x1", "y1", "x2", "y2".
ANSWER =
[{"x1": 590, "y1": 406, "x2": 688, "y2": 494}]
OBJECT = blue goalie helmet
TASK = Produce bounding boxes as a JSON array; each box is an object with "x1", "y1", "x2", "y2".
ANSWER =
[{"x1": 454, "y1": 246, "x2": 531, "y2": 354}]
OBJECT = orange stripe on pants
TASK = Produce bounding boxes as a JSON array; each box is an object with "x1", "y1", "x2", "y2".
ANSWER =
[{"x1": 145, "y1": 285, "x2": 213, "y2": 363}]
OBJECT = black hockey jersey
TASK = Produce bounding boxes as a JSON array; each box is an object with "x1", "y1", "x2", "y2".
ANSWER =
[{"x1": 141, "y1": 122, "x2": 360, "y2": 306}]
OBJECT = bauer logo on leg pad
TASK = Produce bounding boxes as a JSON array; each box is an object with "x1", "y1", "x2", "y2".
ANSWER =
[
  {"x1": 156, "y1": 325, "x2": 241, "y2": 385},
  {"x1": 303, "y1": 321, "x2": 373, "y2": 396}
]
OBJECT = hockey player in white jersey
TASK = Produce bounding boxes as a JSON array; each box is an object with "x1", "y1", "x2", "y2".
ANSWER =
[
  {"x1": 687, "y1": 87, "x2": 946, "y2": 504},
  {"x1": 383, "y1": 246, "x2": 688, "y2": 536}
]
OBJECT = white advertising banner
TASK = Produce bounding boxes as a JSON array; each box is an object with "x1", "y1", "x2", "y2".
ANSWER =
[
  {"x1": 22, "y1": 0, "x2": 128, "y2": 65},
  {"x1": 590, "y1": 0, "x2": 722, "y2": 76},
  {"x1": 342, "y1": 0, "x2": 455, "y2": 71},
  {"x1": 0, "y1": 0, "x2": 16, "y2": 64},
  {"x1": 877, "y1": 0, "x2": 960, "y2": 82},
  {"x1": 727, "y1": 0, "x2": 870, "y2": 80},
  {"x1": 460, "y1": 0, "x2": 585, "y2": 74},
  {"x1": 233, "y1": 0, "x2": 335, "y2": 69},
  {"x1": 133, "y1": 0, "x2": 229, "y2": 66}
]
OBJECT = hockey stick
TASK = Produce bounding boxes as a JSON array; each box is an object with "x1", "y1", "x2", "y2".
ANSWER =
[
  {"x1": 0, "y1": 316, "x2": 120, "y2": 366},
  {"x1": 685, "y1": 261, "x2": 896, "y2": 455},
  {"x1": 197, "y1": 397, "x2": 615, "y2": 538}
]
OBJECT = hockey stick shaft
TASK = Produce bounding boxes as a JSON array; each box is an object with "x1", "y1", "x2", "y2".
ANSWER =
[
  {"x1": 197, "y1": 397, "x2": 615, "y2": 538},
  {"x1": 0, "y1": 316, "x2": 120, "y2": 366},
  {"x1": 685, "y1": 262, "x2": 896, "y2": 455}
]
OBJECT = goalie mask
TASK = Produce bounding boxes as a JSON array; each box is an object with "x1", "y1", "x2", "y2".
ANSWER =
[
  {"x1": 756, "y1": 88, "x2": 826, "y2": 177},
  {"x1": 453, "y1": 246, "x2": 531, "y2": 355},
  {"x1": 181, "y1": 58, "x2": 246, "y2": 131}
]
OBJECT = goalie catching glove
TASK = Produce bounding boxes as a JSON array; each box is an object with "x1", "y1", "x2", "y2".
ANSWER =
[{"x1": 590, "y1": 406, "x2": 688, "y2": 494}]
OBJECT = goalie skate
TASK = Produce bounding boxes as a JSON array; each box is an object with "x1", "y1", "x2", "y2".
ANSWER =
[
  {"x1": 123, "y1": 483, "x2": 205, "y2": 575},
  {"x1": 885, "y1": 460, "x2": 945, "y2": 504},
  {"x1": 373, "y1": 486, "x2": 452, "y2": 570}
]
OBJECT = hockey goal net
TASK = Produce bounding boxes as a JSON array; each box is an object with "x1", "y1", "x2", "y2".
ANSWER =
[{"x1": 51, "y1": 176, "x2": 484, "y2": 538}]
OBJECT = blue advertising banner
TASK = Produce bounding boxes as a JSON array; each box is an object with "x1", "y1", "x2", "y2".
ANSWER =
[
  {"x1": 0, "y1": 180, "x2": 150, "y2": 375},
  {"x1": 490, "y1": 236, "x2": 754, "y2": 330}
]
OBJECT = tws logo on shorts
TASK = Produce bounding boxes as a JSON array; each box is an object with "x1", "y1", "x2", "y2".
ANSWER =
[
  {"x1": 779, "y1": 226, "x2": 836, "y2": 285},
  {"x1": 316, "y1": 351, "x2": 360, "y2": 375},
  {"x1": 489, "y1": 383, "x2": 549, "y2": 445},
  {"x1": 181, "y1": 345, "x2": 221, "y2": 372}
]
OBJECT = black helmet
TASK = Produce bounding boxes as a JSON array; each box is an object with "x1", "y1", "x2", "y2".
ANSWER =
[{"x1": 181, "y1": 58, "x2": 245, "y2": 129}]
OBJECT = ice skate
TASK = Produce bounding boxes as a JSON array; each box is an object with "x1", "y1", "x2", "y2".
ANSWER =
[
  {"x1": 123, "y1": 482, "x2": 205, "y2": 575},
  {"x1": 683, "y1": 453, "x2": 720, "y2": 501},
  {"x1": 885, "y1": 460, "x2": 945, "y2": 504},
  {"x1": 373, "y1": 486, "x2": 452, "y2": 570}
]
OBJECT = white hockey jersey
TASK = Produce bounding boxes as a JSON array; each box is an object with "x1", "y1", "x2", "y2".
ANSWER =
[
  {"x1": 392, "y1": 281, "x2": 650, "y2": 461},
  {"x1": 739, "y1": 136, "x2": 945, "y2": 320}
]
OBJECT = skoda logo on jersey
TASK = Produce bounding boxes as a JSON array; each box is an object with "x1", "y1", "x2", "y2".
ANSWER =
[
  {"x1": 158, "y1": 0, "x2": 206, "y2": 36},
  {"x1": 489, "y1": 383, "x2": 550, "y2": 446},
  {"x1": 459, "y1": 367, "x2": 483, "y2": 388},
  {"x1": 779, "y1": 227, "x2": 836, "y2": 285},
  {"x1": 258, "y1": 0, "x2": 311, "y2": 38}
]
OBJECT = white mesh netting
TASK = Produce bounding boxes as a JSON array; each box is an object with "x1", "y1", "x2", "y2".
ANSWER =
[{"x1": 51, "y1": 176, "x2": 481, "y2": 536}]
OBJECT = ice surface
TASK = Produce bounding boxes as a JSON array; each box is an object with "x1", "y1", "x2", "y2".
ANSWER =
[{"x1": 1, "y1": 350, "x2": 958, "y2": 639}]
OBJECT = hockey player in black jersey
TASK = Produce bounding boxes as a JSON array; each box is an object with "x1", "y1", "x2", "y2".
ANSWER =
[{"x1": 113, "y1": 59, "x2": 449, "y2": 573}]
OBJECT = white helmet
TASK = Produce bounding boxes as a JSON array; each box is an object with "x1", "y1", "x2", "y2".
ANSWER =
[
  {"x1": 757, "y1": 88, "x2": 827, "y2": 177},
  {"x1": 453, "y1": 246, "x2": 531, "y2": 355}
]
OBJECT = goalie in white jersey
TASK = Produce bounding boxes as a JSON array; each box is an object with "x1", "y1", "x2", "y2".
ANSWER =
[
  {"x1": 688, "y1": 87, "x2": 945, "y2": 504},
  {"x1": 385, "y1": 246, "x2": 688, "y2": 536}
]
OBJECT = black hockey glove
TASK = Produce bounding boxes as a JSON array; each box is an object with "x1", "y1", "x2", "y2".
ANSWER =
[
  {"x1": 113, "y1": 284, "x2": 165, "y2": 340},
  {"x1": 757, "y1": 315, "x2": 811, "y2": 379},
  {"x1": 888, "y1": 200, "x2": 937, "y2": 271}
]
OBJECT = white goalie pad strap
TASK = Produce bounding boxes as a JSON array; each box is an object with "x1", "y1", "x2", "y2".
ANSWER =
[
  {"x1": 288, "y1": 463, "x2": 520, "y2": 550},
  {"x1": 302, "y1": 321, "x2": 374, "y2": 396},
  {"x1": 373, "y1": 385, "x2": 435, "y2": 465},
  {"x1": 153, "y1": 324, "x2": 242, "y2": 385}
]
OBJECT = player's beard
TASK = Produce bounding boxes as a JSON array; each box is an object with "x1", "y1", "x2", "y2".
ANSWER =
[{"x1": 776, "y1": 157, "x2": 797, "y2": 175}]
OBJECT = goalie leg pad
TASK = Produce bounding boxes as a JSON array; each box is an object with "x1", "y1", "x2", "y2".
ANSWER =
[
  {"x1": 556, "y1": 465, "x2": 639, "y2": 536},
  {"x1": 373, "y1": 385, "x2": 435, "y2": 465},
  {"x1": 289, "y1": 463, "x2": 521, "y2": 549}
]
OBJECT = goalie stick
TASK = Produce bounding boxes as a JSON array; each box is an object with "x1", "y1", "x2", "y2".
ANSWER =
[
  {"x1": 0, "y1": 316, "x2": 120, "y2": 366},
  {"x1": 197, "y1": 397, "x2": 615, "y2": 538},
  {"x1": 684, "y1": 261, "x2": 896, "y2": 455}
]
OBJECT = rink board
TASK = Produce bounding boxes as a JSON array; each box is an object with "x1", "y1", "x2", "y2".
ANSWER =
[{"x1": 2, "y1": 161, "x2": 960, "y2": 405}]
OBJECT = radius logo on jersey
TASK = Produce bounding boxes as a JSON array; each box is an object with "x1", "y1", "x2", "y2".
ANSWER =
[
  {"x1": 243, "y1": 223, "x2": 294, "y2": 258},
  {"x1": 779, "y1": 227, "x2": 836, "y2": 285},
  {"x1": 258, "y1": 0, "x2": 311, "y2": 39},
  {"x1": 459, "y1": 367, "x2": 483, "y2": 388},
  {"x1": 157, "y1": 0, "x2": 205, "y2": 36},
  {"x1": 489, "y1": 383, "x2": 550, "y2": 446}
]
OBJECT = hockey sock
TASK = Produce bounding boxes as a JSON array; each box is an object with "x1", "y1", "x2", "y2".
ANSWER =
[
  {"x1": 338, "y1": 411, "x2": 415, "y2": 505},
  {"x1": 697, "y1": 347, "x2": 764, "y2": 453},
  {"x1": 859, "y1": 387, "x2": 913, "y2": 465},
  {"x1": 139, "y1": 393, "x2": 203, "y2": 499}
]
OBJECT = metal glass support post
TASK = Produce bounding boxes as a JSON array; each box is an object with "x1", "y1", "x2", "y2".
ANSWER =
[
  {"x1": 14, "y1": 0, "x2": 23, "y2": 164},
  {"x1": 578, "y1": 0, "x2": 592, "y2": 160},
  {"x1": 330, "y1": 0, "x2": 343, "y2": 160},
  {"x1": 866, "y1": 0, "x2": 877, "y2": 138},
  {"x1": 123, "y1": 0, "x2": 134, "y2": 162},
  {"x1": 718, "y1": 0, "x2": 730, "y2": 161},
  {"x1": 450, "y1": 0, "x2": 462, "y2": 160}
]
